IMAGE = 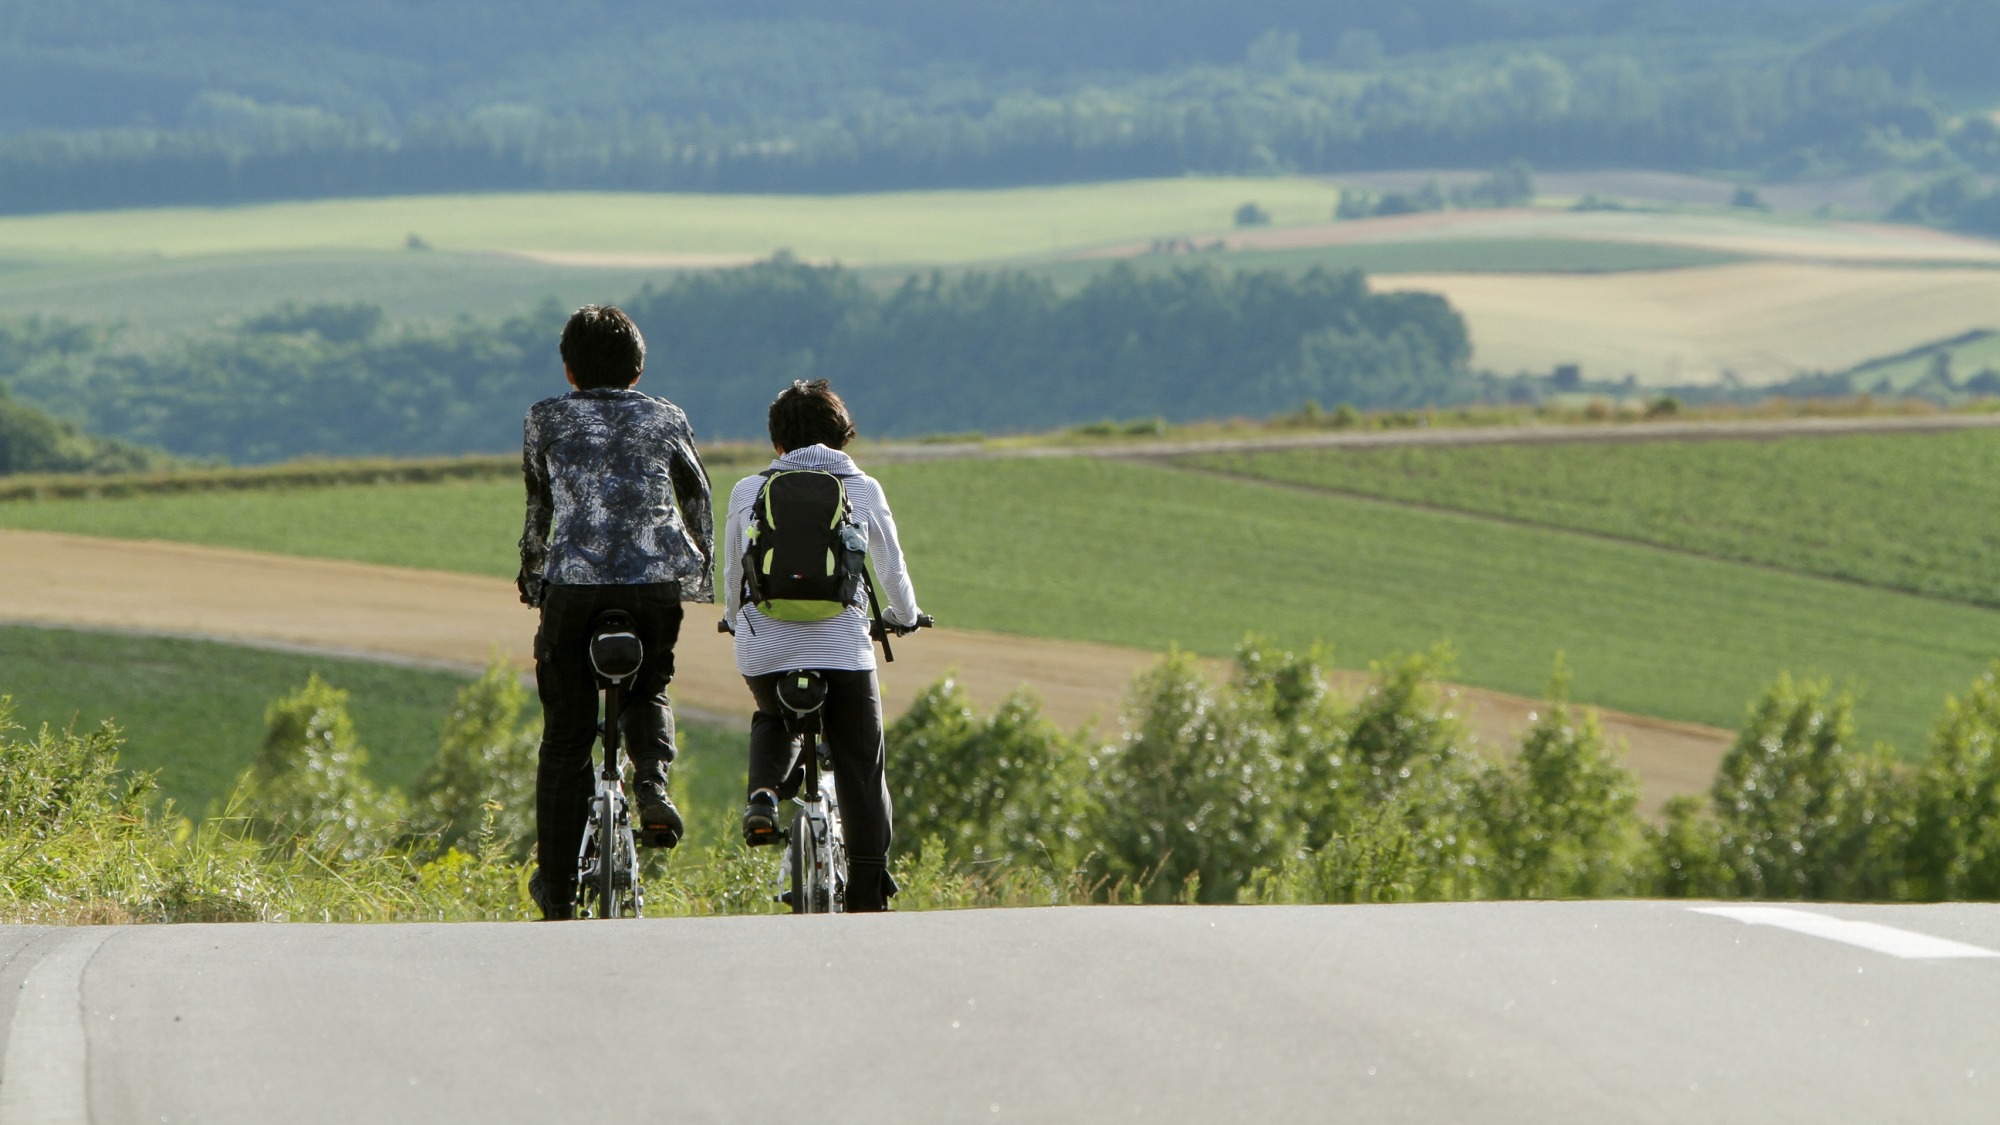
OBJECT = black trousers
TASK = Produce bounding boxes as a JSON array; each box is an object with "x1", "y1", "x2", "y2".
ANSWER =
[
  {"x1": 745, "y1": 669, "x2": 895, "y2": 911},
  {"x1": 535, "y1": 583, "x2": 683, "y2": 902}
]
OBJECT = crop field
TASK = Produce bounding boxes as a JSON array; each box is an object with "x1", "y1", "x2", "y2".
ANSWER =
[
  {"x1": 0, "y1": 178, "x2": 1350, "y2": 267},
  {"x1": 1187, "y1": 430, "x2": 2000, "y2": 608},
  {"x1": 1845, "y1": 330, "x2": 2000, "y2": 390},
  {"x1": 1374, "y1": 262, "x2": 2000, "y2": 384},
  {"x1": 3, "y1": 457, "x2": 1997, "y2": 750},
  {"x1": 0, "y1": 251, "x2": 676, "y2": 335}
]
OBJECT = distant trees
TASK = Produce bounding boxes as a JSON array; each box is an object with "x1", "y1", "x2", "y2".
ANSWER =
[
  {"x1": 0, "y1": 257, "x2": 1473, "y2": 461},
  {"x1": 1335, "y1": 161, "x2": 1535, "y2": 220},
  {"x1": 0, "y1": 55, "x2": 1957, "y2": 214}
]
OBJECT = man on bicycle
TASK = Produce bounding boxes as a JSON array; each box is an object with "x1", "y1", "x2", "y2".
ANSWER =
[
  {"x1": 518, "y1": 305, "x2": 712, "y2": 921},
  {"x1": 721, "y1": 379, "x2": 922, "y2": 913}
]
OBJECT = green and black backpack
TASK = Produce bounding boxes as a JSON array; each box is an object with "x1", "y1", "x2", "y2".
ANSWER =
[{"x1": 740, "y1": 469, "x2": 876, "y2": 622}]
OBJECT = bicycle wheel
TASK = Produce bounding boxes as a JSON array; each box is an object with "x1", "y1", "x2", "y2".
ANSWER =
[
  {"x1": 597, "y1": 796, "x2": 621, "y2": 917},
  {"x1": 784, "y1": 809, "x2": 811, "y2": 915}
]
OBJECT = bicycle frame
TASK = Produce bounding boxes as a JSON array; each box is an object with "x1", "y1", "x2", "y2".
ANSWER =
[
  {"x1": 781, "y1": 728, "x2": 847, "y2": 914},
  {"x1": 575, "y1": 618, "x2": 645, "y2": 920}
]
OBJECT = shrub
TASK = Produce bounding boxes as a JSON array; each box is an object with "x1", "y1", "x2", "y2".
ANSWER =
[
  {"x1": 1089, "y1": 650, "x2": 1295, "y2": 902},
  {"x1": 1709, "y1": 674, "x2": 1909, "y2": 900},
  {"x1": 410, "y1": 661, "x2": 539, "y2": 854},
  {"x1": 230, "y1": 674, "x2": 406, "y2": 860},
  {"x1": 887, "y1": 676, "x2": 1089, "y2": 869},
  {"x1": 1478, "y1": 658, "x2": 1644, "y2": 898},
  {"x1": 1910, "y1": 664, "x2": 2000, "y2": 899}
]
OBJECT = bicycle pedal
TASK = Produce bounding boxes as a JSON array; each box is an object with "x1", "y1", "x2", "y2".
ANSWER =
[{"x1": 638, "y1": 826, "x2": 682, "y2": 849}]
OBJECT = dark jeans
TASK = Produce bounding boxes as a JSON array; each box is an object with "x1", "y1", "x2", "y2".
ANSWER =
[
  {"x1": 745, "y1": 669, "x2": 895, "y2": 911},
  {"x1": 535, "y1": 583, "x2": 684, "y2": 903}
]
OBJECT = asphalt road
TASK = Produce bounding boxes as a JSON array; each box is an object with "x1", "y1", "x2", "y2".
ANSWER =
[{"x1": 3, "y1": 901, "x2": 1998, "y2": 1123}]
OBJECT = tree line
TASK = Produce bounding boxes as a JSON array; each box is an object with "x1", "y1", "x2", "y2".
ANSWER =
[
  {"x1": 0, "y1": 258, "x2": 1471, "y2": 463},
  {"x1": 0, "y1": 56, "x2": 1957, "y2": 213}
]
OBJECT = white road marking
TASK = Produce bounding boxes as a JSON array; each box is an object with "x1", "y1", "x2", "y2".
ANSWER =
[
  {"x1": 1693, "y1": 906, "x2": 2000, "y2": 960},
  {"x1": 0, "y1": 930, "x2": 116, "y2": 1124}
]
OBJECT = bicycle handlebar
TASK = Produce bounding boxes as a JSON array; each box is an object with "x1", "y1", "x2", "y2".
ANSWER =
[{"x1": 720, "y1": 614, "x2": 932, "y2": 638}]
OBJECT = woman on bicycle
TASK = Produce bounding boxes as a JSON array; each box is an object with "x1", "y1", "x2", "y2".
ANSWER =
[{"x1": 720, "y1": 379, "x2": 923, "y2": 912}]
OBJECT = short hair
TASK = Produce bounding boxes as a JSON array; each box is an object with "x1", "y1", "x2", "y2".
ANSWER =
[
  {"x1": 560, "y1": 305, "x2": 645, "y2": 390},
  {"x1": 768, "y1": 379, "x2": 857, "y2": 452}
]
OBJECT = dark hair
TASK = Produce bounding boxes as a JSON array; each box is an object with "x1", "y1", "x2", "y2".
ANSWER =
[
  {"x1": 560, "y1": 305, "x2": 646, "y2": 390},
  {"x1": 768, "y1": 379, "x2": 857, "y2": 451}
]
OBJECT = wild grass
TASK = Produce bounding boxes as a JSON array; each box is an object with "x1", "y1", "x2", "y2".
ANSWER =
[{"x1": 1187, "y1": 429, "x2": 2000, "y2": 609}]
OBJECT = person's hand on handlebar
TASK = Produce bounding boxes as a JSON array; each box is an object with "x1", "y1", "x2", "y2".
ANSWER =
[{"x1": 878, "y1": 612, "x2": 934, "y2": 638}]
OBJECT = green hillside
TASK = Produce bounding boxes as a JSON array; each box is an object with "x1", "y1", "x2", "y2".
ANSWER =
[
  {"x1": 0, "y1": 625, "x2": 470, "y2": 810},
  {"x1": 5, "y1": 453, "x2": 1998, "y2": 750},
  {"x1": 1188, "y1": 429, "x2": 2000, "y2": 607}
]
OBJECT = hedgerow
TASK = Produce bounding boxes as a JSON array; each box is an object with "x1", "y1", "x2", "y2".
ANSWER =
[{"x1": 14, "y1": 642, "x2": 2000, "y2": 924}]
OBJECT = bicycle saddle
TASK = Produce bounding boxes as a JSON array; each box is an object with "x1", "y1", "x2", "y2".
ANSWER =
[
  {"x1": 775, "y1": 669, "x2": 829, "y2": 719},
  {"x1": 588, "y1": 611, "x2": 645, "y2": 683}
]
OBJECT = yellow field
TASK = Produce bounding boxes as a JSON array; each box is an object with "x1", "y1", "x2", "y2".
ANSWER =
[
  {"x1": 0, "y1": 178, "x2": 1346, "y2": 266},
  {"x1": 1375, "y1": 262, "x2": 2000, "y2": 384}
]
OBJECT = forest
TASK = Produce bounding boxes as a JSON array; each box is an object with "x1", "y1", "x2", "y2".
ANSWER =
[
  {"x1": 0, "y1": 258, "x2": 1472, "y2": 461},
  {"x1": 0, "y1": 0, "x2": 1983, "y2": 211}
]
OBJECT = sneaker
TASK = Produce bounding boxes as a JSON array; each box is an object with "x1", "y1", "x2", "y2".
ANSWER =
[
  {"x1": 635, "y1": 781, "x2": 684, "y2": 849},
  {"x1": 742, "y1": 791, "x2": 784, "y2": 847},
  {"x1": 528, "y1": 869, "x2": 573, "y2": 922}
]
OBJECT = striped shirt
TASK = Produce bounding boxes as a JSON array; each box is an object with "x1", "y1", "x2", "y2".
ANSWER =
[{"x1": 721, "y1": 445, "x2": 921, "y2": 676}]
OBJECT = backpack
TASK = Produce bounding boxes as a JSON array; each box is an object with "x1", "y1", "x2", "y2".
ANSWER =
[{"x1": 740, "y1": 469, "x2": 874, "y2": 622}]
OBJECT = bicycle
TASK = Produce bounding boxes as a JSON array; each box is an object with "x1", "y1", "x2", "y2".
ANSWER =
[
  {"x1": 719, "y1": 612, "x2": 932, "y2": 915},
  {"x1": 572, "y1": 610, "x2": 649, "y2": 920}
]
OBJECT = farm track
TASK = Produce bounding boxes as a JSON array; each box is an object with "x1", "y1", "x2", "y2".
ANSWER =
[
  {"x1": 0, "y1": 528, "x2": 1727, "y2": 813},
  {"x1": 868, "y1": 407, "x2": 2000, "y2": 464}
]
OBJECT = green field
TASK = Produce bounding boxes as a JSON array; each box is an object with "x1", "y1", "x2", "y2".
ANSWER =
[
  {"x1": 0, "y1": 251, "x2": 678, "y2": 335},
  {"x1": 0, "y1": 623, "x2": 751, "y2": 830},
  {"x1": 0, "y1": 625, "x2": 471, "y2": 810},
  {"x1": 0, "y1": 479, "x2": 525, "y2": 576},
  {"x1": 5, "y1": 457, "x2": 1999, "y2": 750},
  {"x1": 1187, "y1": 430, "x2": 2000, "y2": 608}
]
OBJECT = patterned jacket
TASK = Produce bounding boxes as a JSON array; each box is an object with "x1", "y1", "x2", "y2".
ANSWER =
[{"x1": 517, "y1": 388, "x2": 715, "y2": 604}]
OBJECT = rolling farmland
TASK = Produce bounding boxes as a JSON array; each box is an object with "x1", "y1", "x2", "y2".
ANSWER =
[
  {"x1": 3, "y1": 452, "x2": 1997, "y2": 751},
  {"x1": 1188, "y1": 428, "x2": 2000, "y2": 607}
]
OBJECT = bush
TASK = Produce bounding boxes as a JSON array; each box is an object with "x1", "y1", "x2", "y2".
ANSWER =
[
  {"x1": 1478, "y1": 659, "x2": 1644, "y2": 898},
  {"x1": 410, "y1": 661, "x2": 539, "y2": 854},
  {"x1": 888, "y1": 676, "x2": 1089, "y2": 869},
  {"x1": 1089, "y1": 650, "x2": 1296, "y2": 902},
  {"x1": 1910, "y1": 664, "x2": 2000, "y2": 899},
  {"x1": 230, "y1": 674, "x2": 406, "y2": 860},
  {"x1": 1708, "y1": 674, "x2": 1908, "y2": 900}
]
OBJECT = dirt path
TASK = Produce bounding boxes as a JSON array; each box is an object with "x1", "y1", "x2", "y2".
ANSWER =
[
  {"x1": 0, "y1": 529, "x2": 1726, "y2": 812},
  {"x1": 870, "y1": 406, "x2": 2000, "y2": 467}
]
